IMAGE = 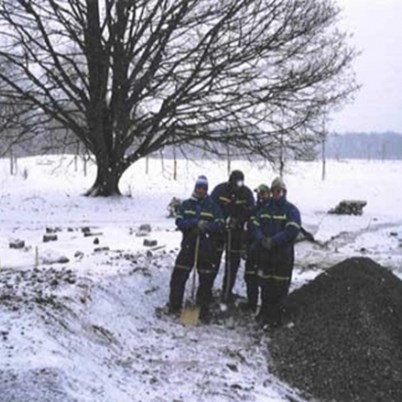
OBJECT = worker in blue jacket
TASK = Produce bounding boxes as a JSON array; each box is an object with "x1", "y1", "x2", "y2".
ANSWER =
[
  {"x1": 252, "y1": 177, "x2": 301, "y2": 327},
  {"x1": 210, "y1": 170, "x2": 255, "y2": 303},
  {"x1": 168, "y1": 175, "x2": 224, "y2": 322},
  {"x1": 242, "y1": 183, "x2": 271, "y2": 313}
]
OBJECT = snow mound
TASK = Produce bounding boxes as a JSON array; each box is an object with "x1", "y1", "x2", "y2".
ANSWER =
[{"x1": 269, "y1": 257, "x2": 402, "y2": 402}]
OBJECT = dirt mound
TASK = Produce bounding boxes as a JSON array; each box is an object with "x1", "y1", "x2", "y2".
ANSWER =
[{"x1": 269, "y1": 257, "x2": 402, "y2": 402}]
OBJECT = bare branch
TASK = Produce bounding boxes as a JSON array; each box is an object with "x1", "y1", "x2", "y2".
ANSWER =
[{"x1": 0, "y1": 0, "x2": 357, "y2": 195}]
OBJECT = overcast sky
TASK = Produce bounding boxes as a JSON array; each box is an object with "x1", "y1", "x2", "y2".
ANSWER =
[{"x1": 330, "y1": 0, "x2": 402, "y2": 133}]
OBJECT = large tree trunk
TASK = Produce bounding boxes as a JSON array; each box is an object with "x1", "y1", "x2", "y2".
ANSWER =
[{"x1": 85, "y1": 158, "x2": 125, "y2": 197}]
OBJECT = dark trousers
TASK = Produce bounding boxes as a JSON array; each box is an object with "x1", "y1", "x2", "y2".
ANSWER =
[
  {"x1": 169, "y1": 269, "x2": 215, "y2": 311},
  {"x1": 244, "y1": 251, "x2": 259, "y2": 309},
  {"x1": 257, "y1": 248, "x2": 294, "y2": 324},
  {"x1": 259, "y1": 279, "x2": 290, "y2": 324},
  {"x1": 169, "y1": 238, "x2": 216, "y2": 312},
  {"x1": 213, "y1": 229, "x2": 245, "y2": 302}
]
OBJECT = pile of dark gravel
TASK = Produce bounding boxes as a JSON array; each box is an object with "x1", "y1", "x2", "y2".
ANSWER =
[{"x1": 269, "y1": 257, "x2": 402, "y2": 402}]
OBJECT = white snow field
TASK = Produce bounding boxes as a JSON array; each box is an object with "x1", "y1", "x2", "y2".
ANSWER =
[{"x1": 1, "y1": 155, "x2": 401, "y2": 402}]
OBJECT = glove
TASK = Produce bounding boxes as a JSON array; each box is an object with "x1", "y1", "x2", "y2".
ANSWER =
[
  {"x1": 261, "y1": 237, "x2": 273, "y2": 250},
  {"x1": 226, "y1": 217, "x2": 238, "y2": 230},
  {"x1": 303, "y1": 230, "x2": 315, "y2": 242},
  {"x1": 197, "y1": 220, "x2": 209, "y2": 233}
]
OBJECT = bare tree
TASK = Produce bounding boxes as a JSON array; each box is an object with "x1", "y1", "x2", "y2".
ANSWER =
[
  {"x1": 0, "y1": 0, "x2": 357, "y2": 195},
  {"x1": 0, "y1": 60, "x2": 79, "y2": 157}
]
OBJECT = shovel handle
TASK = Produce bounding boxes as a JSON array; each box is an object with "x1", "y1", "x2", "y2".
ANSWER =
[
  {"x1": 223, "y1": 228, "x2": 232, "y2": 303},
  {"x1": 190, "y1": 234, "x2": 200, "y2": 301}
]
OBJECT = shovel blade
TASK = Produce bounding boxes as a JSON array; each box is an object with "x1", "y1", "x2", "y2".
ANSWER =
[{"x1": 180, "y1": 305, "x2": 200, "y2": 326}]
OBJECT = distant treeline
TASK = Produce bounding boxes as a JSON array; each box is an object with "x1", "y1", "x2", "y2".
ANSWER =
[
  {"x1": 161, "y1": 132, "x2": 402, "y2": 161},
  {"x1": 3, "y1": 130, "x2": 402, "y2": 161},
  {"x1": 324, "y1": 132, "x2": 402, "y2": 160}
]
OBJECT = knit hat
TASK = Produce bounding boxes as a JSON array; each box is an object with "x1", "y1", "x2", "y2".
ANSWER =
[
  {"x1": 229, "y1": 170, "x2": 245, "y2": 185},
  {"x1": 254, "y1": 184, "x2": 270, "y2": 194},
  {"x1": 195, "y1": 175, "x2": 208, "y2": 190},
  {"x1": 271, "y1": 177, "x2": 287, "y2": 191}
]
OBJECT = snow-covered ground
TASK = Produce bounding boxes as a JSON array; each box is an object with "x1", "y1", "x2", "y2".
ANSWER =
[{"x1": 1, "y1": 155, "x2": 401, "y2": 401}]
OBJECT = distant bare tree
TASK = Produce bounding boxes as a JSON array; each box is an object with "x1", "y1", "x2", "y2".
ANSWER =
[
  {"x1": 0, "y1": 62, "x2": 30, "y2": 155},
  {"x1": 0, "y1": 0, "x2": 357, "y2": 195},
  {"x1": 0, "y1": 60, "x2": 78, "y2": 157}
]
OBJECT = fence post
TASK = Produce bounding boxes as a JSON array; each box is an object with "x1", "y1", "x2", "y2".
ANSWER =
[
  {"x1": 10, "y1": 149, "x2": 15, "y2": 175},
  {"x1": 173, "y1": 145, "x2": 177, "y2": 180},
  {"x1": 226, "y1": 144, "x2": 231, "y2": 175},
  {"x1": 35, "y1": 246, "x2": 39, "y2": 268}
]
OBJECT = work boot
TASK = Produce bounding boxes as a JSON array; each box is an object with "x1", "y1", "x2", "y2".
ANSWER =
[
  {"x1": 155, "y1": 303, "x2": 180, "y2": 319},
  {"x1": 167, "y1": 303, "x2": 181, "y2": 317},
  {"x1": 199, "y1": 306, "x2": 211, "y2": 324},
  {"x1": 239, "y1": 301, "x2": 257, "y2": 314},
  {"x1": 257, "y1": 306, "x2": 282, "y2": 329}
]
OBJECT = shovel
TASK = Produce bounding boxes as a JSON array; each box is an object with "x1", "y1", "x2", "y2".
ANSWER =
[
  {"x1": 297, "y1": 227, "x2": 329, "y2": 248},
  {"x1": 180, "y1": 234, "x2": 201, "y2": 326}
]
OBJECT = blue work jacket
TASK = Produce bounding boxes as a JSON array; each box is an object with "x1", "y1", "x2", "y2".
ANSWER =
[
  {"x1": 176, "y1": 194, "x2": 224, "y2": 238},
  {"x1": 252, "y1": 196, "x2": 301, "y2": 248},
  {"x1": 210, "y1": 182, "x2": 255, "y2": 227}
]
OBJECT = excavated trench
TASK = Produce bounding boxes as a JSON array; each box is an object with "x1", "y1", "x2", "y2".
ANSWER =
[{"x1": 269, "y1": 257, "x2": 402, "y2": 402}]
